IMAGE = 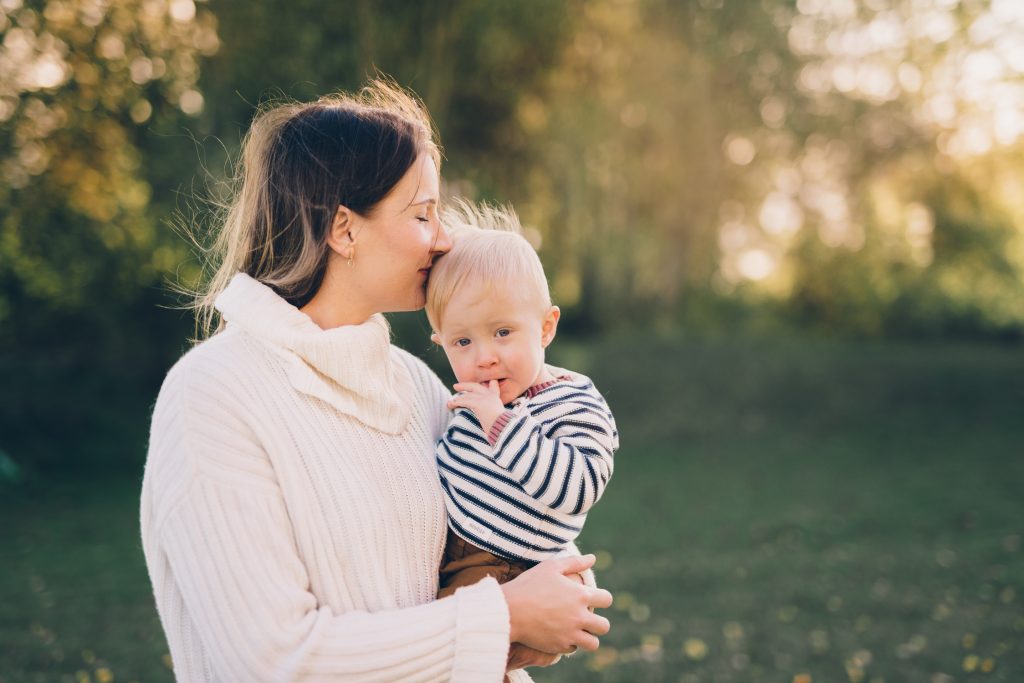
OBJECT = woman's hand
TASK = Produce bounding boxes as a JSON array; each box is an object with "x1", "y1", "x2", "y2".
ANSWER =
[
  {"x1": 500, "y1": 554, "x2": 613, "y2": 654},
  {"x1": 506, "y1": 643, "x2": 559, "y2": 672}
]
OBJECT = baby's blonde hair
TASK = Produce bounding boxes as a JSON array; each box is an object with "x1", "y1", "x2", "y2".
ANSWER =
[{"x1": 426, "y1": 201, "x2": 551, "y2": 332}]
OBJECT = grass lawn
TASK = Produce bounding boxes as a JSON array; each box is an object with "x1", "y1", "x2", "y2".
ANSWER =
[{"x1": 2, "y1": 334, "x2": 1022, "y2": 682}]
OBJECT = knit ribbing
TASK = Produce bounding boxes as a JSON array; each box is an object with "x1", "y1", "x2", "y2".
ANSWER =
[{"x1": 140, "y1": 274, "x2": 514, "y2": 682}]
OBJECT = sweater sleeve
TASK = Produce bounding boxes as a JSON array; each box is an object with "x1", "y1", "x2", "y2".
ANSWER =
[
  {"x1": 145, "y1": 363, "x2": 510, "y2": 683},
  {"x1": 489, "y1": 396, "x2": 617, "y2": 516},
  {"x1": 157, "y1": 480, "x2": 509, "y2": 682}
]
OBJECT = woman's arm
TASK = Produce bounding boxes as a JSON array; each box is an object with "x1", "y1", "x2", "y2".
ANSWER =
[{"x1": 153, "y1": 476, "x2": 513, "y2": 682}]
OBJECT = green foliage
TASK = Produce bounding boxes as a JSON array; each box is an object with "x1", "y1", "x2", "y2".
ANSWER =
[
  {"x1": 0, "y1": 0, "x2": 217, "y2": 311},
  {"x1": 0, "y1": 0, "x2": 221, "y2": 470},
  {"x1": 193, "y1": 0, "x2": 570, "y2": 179},
  {"x1": 3, "y1": 0, "x2": 1024, "y2": 471}
]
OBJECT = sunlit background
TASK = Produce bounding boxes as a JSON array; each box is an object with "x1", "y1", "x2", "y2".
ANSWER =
[{"x1": 1, "y1": 0, "x2": 1022, "y2": 681}]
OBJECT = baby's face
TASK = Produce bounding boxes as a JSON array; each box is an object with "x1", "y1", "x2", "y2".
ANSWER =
[{"x1": 434, "y1": 286, "x2": 559, "y2": 405}]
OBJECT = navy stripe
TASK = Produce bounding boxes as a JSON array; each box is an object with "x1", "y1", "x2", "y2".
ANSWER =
[
  {"x1": 544, "y1": 419, "x2": 610, "y2": 438},
  {"x1": 439, "y1": 441, "x2": 520, "y2": 488},
  {"x1": 439, "y1": 473, "x2": 543, "y2": 539},
  {"x1": 458, "y1": 408, "x2": 483, "y2": 430},
  {"x1": 519, "y1": 424, "x2": 544, "y2": 486},
  {"x1": 533, "y1": 437, "x2": 563, "y2": 501},
  {"x1": 551, "y1": 443, "x2": 576, "y2": 509},
  {"x1": 529, "y1": 389, "x2": 600, "y2": 406},
  {"x1": 530, "y1": 396, "x2": 606, "y2": 416},
  {"x1": 574, "y1": 458, "x2": 599, "y2": 515},
  {"x1": 450, "y1": 484, "x2": 567, "y2": 545},
  {"x1": 448, "y1": 516, "x2": 558, "y2": 562},
  {"x1": 508, "y1": 432, "x2": 533, "y2": 472},
  {"x1": 438, "y1": 475, "x2": 531, "y2": 530},
  {"x1": 541, "y1": 405, "x2": 595, "y2": 420},
  {"x1": 448, "y1": 424, "x2": 489, "y2": 447},
  {"x1": 436, "y1": 458, "x2": 540, "y2": 528},
  {"x1": 499, "y1": 416, "x2": 527, "y2": 452},
  {"x1": 438, "y1": 455, "x2": 582, "y2": 534}
]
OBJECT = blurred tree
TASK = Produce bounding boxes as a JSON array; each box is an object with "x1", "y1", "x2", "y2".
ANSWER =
[
  {"x1": 503, "y1": 0, "x2": 798, "y2": 330},
  {"x1": 190, "y1": 0, "x2": 570, "y2": 192},
  {"x1": 4, "y1": 0, "x2": 1023, "y2": 473},
  {"x1": 495, "y1": 0, "x2": 1024, "y2": 336},
  {"x1": 708, "y1": 0, "x2": 1024, "y2": 336},
  {"x1": 0, "y1": 0, "x2": 217, "y2": 311},
  {"x1": 0, "y1": 0, "x2": 218, "y2": 469}
]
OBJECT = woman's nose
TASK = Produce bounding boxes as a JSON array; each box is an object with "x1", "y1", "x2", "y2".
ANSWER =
[{"x1": 433, "y1": 219, "x2": 454, "y2": 255}]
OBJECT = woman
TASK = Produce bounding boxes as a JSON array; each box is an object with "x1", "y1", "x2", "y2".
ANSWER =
[{"x1": 139, "y1": 81, "x2": 612, "y2": 682}]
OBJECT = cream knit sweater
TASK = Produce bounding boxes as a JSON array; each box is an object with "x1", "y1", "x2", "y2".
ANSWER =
[{"x1": 140, "y1": 273, "x2": 522, "y2": 682}]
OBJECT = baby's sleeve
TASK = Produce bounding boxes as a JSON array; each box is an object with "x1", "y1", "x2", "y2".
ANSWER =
[{"x1": 488, "y1": 388, "x2": 617, "y2": 516}]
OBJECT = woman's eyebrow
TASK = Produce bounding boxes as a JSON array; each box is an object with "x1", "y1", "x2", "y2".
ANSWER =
[{"x1": 410, "y1": 198, "x2": 437, "y2": 207}]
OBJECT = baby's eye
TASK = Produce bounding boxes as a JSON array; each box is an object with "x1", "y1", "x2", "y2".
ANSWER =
[
  {"x1": 454, "y1": 338, "x2": 471, "y2": 347},
  {"x1": 496, "y1": 328, "x2": 512, "y2": 338}
]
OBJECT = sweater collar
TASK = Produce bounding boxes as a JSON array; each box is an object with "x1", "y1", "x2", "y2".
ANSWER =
[
  {"x1": 214, "y1": 273, "x2": 413, "y2": 434},
  {"x1": 523, "y1": 374, "x2": 574, "y2": 400}
]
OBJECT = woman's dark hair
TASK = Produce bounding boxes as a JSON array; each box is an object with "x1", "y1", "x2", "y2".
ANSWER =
[{"x1": 194, "y1": 80, "x2": 440, "y2": 335}]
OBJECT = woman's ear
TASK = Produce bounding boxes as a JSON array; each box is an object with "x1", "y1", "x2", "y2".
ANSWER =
[
  {"x1": 326, "y1": 205, "x2": 357, "y2": 259},
  {"x1": 541, "y1": 305, "x2": 561, "y2": 348}
]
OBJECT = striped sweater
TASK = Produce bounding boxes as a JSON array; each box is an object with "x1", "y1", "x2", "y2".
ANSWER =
[{"x1": 436, "y1": 371, "x2": 618, "y2": 562}]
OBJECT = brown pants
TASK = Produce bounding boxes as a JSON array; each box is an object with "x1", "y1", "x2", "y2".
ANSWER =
[{"x1": 437, "y1": 531, "x2": 537, "y2": 598}]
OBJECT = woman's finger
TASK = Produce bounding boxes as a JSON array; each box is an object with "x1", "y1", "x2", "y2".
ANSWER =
[
  {"x1": 582, "y1": 612, "x2": 611, "y2": 636},
  {"x1": 586, "y1": 586, "x2": 613, "y2": 610},
  {"x1": 555, "y1": 553, "x2": 596, "y2": 577},
  {"x1": 575, "y1": 631, "x2": 601, "y2": 652}
]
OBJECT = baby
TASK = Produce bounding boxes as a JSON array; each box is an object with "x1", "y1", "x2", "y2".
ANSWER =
[{"x1": 425, "y1": 203, "x2": 619, "y2": 605}]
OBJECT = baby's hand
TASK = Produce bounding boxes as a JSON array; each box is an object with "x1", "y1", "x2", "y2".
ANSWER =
[{"x1": 448, "y1": 380, "x2": 505, "y2": 434}]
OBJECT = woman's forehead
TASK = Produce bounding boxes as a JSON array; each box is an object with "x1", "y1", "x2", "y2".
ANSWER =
[{"x1": 380, "y1": 154, "x2": 438, "y2": 214}]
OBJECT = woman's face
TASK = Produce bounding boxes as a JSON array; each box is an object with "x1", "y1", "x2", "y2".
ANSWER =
[{"x1": 348, "y1": 154, "x2": 451, "y2": 314}]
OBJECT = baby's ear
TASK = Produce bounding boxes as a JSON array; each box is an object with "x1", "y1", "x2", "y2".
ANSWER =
[
  {"x1": 541, "y1": 305, "x2": 561, "y2": 347},
  {"x1": 430, "y1": 331, "x2": 442, "y2": 346}
]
